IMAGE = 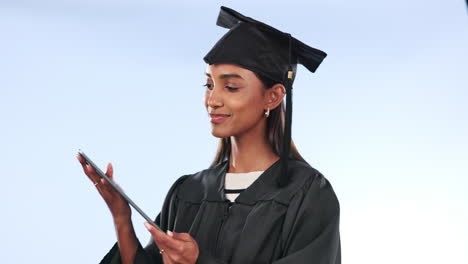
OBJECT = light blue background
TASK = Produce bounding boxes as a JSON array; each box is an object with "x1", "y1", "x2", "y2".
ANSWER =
[{"x1": 1, "y1": 1, "x2": 467, "y2": 263}]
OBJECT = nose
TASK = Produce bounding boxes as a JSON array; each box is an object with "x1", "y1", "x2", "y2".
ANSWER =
[{"x1": 206, "y1": 85, "x2": 223, "y2": 108}]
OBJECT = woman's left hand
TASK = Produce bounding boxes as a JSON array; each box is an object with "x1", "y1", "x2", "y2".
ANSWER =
[{"x1": 144, "y1": 222, "x2": 199, "y2": 264}]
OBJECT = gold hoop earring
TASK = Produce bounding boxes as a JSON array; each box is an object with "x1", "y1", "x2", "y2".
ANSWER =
[{"x1": 265, "y1": 107, "x2": 270, "y2": 118}]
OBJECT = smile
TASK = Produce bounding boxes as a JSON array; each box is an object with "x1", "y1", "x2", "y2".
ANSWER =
[{"x1": 209, "y1": 114, "x2": 231, "y2": 124}]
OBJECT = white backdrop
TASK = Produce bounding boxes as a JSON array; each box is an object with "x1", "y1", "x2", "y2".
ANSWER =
[{"x1": 1, "y1": 0, "x2": 467, "y2": 263}]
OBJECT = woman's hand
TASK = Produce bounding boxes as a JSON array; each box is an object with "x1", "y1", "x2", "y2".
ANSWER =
[
  {"x1": 144, "y1": 222, "x2": 199, "y2": 264},
  {"x1": 76, "y1": 154, "x2": 131, "y2": 221}
]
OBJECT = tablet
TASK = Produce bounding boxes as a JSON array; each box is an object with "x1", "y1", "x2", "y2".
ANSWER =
[{"x1": 78, "y1": 149, "x2": 162, "y2": 231}]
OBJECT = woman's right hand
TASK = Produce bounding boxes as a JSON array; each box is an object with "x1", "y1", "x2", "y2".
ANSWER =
[{"x1": 77, "y1": 154, "x2": 131, "y2": 222}]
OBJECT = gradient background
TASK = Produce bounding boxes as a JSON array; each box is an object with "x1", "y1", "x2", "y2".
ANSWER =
[{"x1": 1, "y1": 1, "x2": 467, "y2": 263}]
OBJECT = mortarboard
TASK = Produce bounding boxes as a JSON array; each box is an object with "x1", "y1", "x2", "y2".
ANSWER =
[{"x1": 203, "y1": 6, "x2": 327, "y2": 187}]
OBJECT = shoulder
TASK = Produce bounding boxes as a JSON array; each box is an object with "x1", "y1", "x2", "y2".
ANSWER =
[
  {"x1": 288, "y1": 159, "x2": 336, "y2": 192},
  {"x1": 293, "y1": 160, "x2": 340, "y2": 215},
  {"x1": 274, "y1": 160, "x2": 339, "y2": 208}
]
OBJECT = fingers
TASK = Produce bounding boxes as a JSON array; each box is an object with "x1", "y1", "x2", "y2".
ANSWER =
[
  {"x1": 167, "y1": 231, "x2": 193, "y2": 242},
  {"x1": 105, "y1": 162, "x2": 114, "y2": 180},
  {"x1": 94, "y1": 178, "x2": 107, "y2": 197},
  {"x1": 145, "y1": 226, "x2": 181, "y2": 264},
  {"x1": 145, "y1": 223, "x2": 199, "y2": 264},
  {"x1": 76, "y1": 154, "x2": 89, "y2": 174},
  {"x1": 145, "y1": 222, "x2": 173, "y2": 254},
  {"x1": 144, "y1": 223, "x2": 169, "y2": 242},
  {"x1": 99, "y1": 163, "x2": 115, "y2": 193},
  {"x1": 76, "y1": 154, "x2": 101, "y2": 185},
  {"x1": 160, "y1": 250, "x2": 176, "y2": 264},
  {"x1": 144, "y1": 223, "x2": 182, "y2": 252},
  {"x1": 76, "y1": 154, "x2": 115, "y2": 188}
]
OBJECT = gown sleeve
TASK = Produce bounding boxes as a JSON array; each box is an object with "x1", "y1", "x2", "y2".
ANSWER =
[
  {"x1": 196, "y1": 173, "x2": 341, "y2": 264},
  {"x1": 99, "y1": 175, "x2": 190, "y2": 264}
]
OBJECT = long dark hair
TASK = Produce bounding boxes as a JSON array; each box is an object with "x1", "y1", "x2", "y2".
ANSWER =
[{"x1": 209, "y1": 72, "x2": 307, "y2": 168}]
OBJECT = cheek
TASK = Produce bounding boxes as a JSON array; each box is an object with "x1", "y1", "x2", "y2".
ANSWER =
[
  {"x1": 209, "y1": 97, "x2": 263, "y2": 138},
  {"x1": 231, "y1": 95, "x2": 263, "y2": 124}
]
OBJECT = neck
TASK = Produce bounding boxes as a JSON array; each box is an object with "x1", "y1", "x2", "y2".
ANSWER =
[{"x1": 228, "y1": 121, "x2": 279, "y2": 173}]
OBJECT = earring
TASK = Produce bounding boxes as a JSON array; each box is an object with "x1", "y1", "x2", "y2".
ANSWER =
[{"x1": 265, "y1": 107, "x2": 270, "y2": 118}]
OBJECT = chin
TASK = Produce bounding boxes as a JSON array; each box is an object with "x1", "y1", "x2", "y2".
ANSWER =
[
  {"x1": 210, "y1": 126, "x2": 233, "y2": 138},
  {"x1": 210, "y1": 130, "x2": 229, "y2": 139}
]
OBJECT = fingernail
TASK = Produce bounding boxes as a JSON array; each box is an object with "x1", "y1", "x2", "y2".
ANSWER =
[
  {"x1": 167, "y1": 230, "x2": 173, "y2": 237},
  {"x1": 144, "y1": 222, "x2": 151, "y2": 230}
]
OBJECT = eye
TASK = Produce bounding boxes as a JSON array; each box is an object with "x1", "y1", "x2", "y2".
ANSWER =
[
  {"x1": 203, "y1": 83, "x2": 213, "y2": 90},
  {"x1": 225, "y1": 86, "x2": 239, "y2": 92}
]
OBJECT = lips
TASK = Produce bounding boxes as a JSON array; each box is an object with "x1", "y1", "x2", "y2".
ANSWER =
[{"x1": 209, "y1": 114, "x2": 231, "y2": 124}]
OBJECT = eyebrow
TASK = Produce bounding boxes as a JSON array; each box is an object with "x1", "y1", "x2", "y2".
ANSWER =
[{"x1": 205, "y1": 72, "x2": 244, "y2": 80}]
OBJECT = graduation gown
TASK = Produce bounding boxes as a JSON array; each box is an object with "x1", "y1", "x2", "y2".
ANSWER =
[{"x1": 100, "y1": 159, "x2": 341, "y2": 264}]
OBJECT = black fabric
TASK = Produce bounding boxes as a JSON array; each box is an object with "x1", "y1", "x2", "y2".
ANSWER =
[
  {"x1": 203, "y1": 6, "x2": 327, "y2": 84},
  {"x1": 224, "y1": 189, "x2": 245, "y2": 194},
  {"x1": 99, "y1": 159, "x2": 341, "y2": 264}
]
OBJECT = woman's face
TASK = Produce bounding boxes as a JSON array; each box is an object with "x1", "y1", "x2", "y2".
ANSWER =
[{"x1": 204, "y1": 63, "x2": 268, "y2": 138}]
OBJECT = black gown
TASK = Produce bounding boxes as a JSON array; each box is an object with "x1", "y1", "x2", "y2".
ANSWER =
[{"x1": 100, "y1": 159, "x2": 341, "y2": 264}]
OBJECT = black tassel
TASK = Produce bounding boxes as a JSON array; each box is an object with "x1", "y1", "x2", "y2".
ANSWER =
[
  {"x1": 278, "y1": 76, "x2": 293, "y2": 187},
  {"x1": 278, "y1": 34, "x2": 293, "y2": 187}
]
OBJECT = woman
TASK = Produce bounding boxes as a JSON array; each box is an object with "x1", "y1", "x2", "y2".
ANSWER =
[{"x1": 77, "y1": 6, "x2": 340, "y2": 264}]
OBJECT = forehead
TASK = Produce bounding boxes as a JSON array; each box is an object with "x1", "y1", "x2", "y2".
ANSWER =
[{"x1": 205, "y1": 63, "x2": 255, "y2": 78}]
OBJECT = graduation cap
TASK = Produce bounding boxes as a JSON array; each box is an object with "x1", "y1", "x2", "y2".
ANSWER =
[{"x1": 203, "y1": 6, "x2": 327, "y2": 187}]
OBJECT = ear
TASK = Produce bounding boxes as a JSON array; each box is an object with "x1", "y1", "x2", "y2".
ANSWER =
[{"x1": 264, "y1": 83, "x2": 286, "y2": 110}]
